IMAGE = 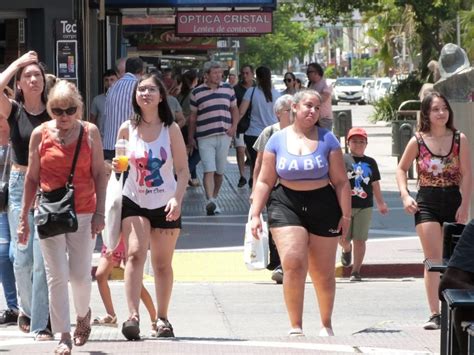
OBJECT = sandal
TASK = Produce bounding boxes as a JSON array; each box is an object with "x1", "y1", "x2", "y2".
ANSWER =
[
  {"x1": 122, "y1": 315, "x2": 140, "y2": 341},
  {"x1": 73, "y1": 308, "x2": 91, "y2": 346},
  {"x1": 155, "y1": 318, "x2": 174, "y2": 338},
  {"x1": 35, "y1": 328, "x2": 54, "y2": 341},
  {"x1": 18, "y1": 313, "x2": 31, "y2": 333},
  {"x1": 54, "y1": 338, "x2": 72, "y2": 355},
  {"x1": 92, "y1": 314, "x2": 117, "y2": 327}
]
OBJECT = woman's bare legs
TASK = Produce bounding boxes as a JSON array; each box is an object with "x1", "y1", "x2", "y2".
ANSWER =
[
  {"x1": 272, "y1": 226, "x2": 309, "y2": 331},
  {"x1": 416, "y1": 221, "x2": 443, "y2": 315},
  {"x1": 122, "y1": 216, "x2": 151, "y2": 319},
  {"x1": 149, "y1": 228, "x2": 179, "y2": 319},
  {"x1": 307, "y1": 234, "x2": 339, "y2": 334}
]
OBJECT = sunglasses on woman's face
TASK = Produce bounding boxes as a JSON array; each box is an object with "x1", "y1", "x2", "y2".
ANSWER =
[
  {"x1": 284, "y1": 78, "x2": 293, "y2": 83},
  {"x1": 51, "y1": 107, "x2": 77, "y2": 116}
]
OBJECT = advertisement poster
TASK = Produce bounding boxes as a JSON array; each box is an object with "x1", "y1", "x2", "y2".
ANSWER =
[{"x1": 56, "y1": 40, "x2": 78, "y2": 81}]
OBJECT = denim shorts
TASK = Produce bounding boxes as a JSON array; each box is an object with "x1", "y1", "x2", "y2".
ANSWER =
[
  {"x1": 414, "y1": 186, "x2": 461, "y2": 226},
  {"x1": 267, "y1": 184, "x2": 342, "y2": 237}
]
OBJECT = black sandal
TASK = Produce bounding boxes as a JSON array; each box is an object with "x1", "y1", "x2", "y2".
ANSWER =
[
  {"x1": 18, "y1": 313, "x2": 31, "y2": 333},
  {"x1": 122, "y1": 315, "x2": 140, "y2": 341}
]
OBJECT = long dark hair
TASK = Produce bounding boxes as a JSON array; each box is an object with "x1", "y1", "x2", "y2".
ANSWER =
[
  {"x1": 256, "y1": 66, "x2": 272, "y2": 102},
  {"x1": 418, "y1": 92, "x2": 455, "y2": 133},
  {"x1": 131, "y1": 73, "x2": 174, "y2": 127},
  {"x1": 178, "y1": 70, "x2": 198, "y2": 103},
  {"x1": 15, "y1": 62, "x2": 47, "y2": 104}
]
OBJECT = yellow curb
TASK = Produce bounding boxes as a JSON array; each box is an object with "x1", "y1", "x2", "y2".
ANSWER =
[{"x1": 172, "y1": 251, "x2": 273, "y2": 282}]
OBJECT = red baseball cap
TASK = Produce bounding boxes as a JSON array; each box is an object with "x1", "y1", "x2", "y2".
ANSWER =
[{"x1": 347, "y1": 127, "x2": 368, "y2": 141}]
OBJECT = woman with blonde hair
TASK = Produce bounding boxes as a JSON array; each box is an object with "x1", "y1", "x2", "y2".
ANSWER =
[
  {"x1": 18, "y1": 80, "x2": 107, "y2": 354},
  {"x1": 251, "y1": 89, "x2": 351, "y2": 336}
]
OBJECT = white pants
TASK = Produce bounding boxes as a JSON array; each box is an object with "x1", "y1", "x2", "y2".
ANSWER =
[{"x1": 39, "y1": 214, "x2": 95, "y2": 333}]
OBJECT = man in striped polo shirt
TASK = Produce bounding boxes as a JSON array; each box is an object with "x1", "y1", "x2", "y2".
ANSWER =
[
  {"x1": 102, "y1": 57, "x2": 144, "y2": 161},
  {"x1": 188, "y1": 61, "x2": 239, "y2": 215}
]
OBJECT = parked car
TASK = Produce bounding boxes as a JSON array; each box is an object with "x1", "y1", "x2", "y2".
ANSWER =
[
  {"x1": 331, "y1": 77, "x2": 365, "y2": 105},
  {"x1": 369, "y1": 77, "x2": 392, "y2": 103},
  {"x1": 374, "y1": 78, "x2": 392, "y2": 102},
  {"x1": 293, "y1": 72, "x2": 309, "y2": 88}
]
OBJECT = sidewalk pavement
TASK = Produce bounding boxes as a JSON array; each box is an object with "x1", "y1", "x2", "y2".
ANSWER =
[{"x1": 0, "y1": 115, "x2": 440, "y2": 353}]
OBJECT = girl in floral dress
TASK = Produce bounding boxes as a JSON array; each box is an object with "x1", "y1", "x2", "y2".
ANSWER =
[{"x1": 396, "y1": 92, "x2": 472, "y2": 330}]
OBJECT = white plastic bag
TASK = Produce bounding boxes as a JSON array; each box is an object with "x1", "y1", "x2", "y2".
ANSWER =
[
  {"x1": 102, "y1": 173, "x2": 123, "y2": 251},
  {"x1": 243, "y1": 207, "x2": 269, "y2": 270}
]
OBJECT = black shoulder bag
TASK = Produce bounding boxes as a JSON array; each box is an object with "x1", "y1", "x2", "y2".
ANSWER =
[
  {"x1": 237, "y1": 87, "x2": 255, "y2": 134},
  {"x1": 34, "y1": 124, "x2": 84, "y2": 239}
]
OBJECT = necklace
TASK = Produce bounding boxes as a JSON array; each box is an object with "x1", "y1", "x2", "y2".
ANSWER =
[
  {"x1": 57, "y1": 123, "x2": 77, "y2": 145},
  {"x1": 24, "y1": 105, "x2": 45, "y2": 116}
]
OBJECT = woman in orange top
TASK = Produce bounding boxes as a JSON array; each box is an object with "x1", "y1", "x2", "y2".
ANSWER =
[{"x1": 17, "y1": 80, "x2": 107, "y2": 354}]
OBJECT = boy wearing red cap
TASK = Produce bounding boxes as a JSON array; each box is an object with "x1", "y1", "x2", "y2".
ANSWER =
[{"x1": 340, "y1": 127, "x2": 388, "y2": 281}]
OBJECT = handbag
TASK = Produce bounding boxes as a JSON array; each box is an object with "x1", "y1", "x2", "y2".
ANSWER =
[
  {"x1": 34, "y1": 124, "x2": 84, "y2": 239},
  {"x1": 102, "y1": 172, "x2": 124, "y2": 251},
  {"x1": 237, "y1": 87, "x2": 255, "y2": 134},
  {"x1": 0, "y1": 144, "x2": 11, "y2": 212},
  {"x1": 243, "y1": 206, "x2": 269, "y2": 270}
]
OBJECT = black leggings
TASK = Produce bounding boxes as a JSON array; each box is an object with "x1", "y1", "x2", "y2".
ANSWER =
[{"x1": 244, "y1": 135, "x2": 258, "y2": 183}]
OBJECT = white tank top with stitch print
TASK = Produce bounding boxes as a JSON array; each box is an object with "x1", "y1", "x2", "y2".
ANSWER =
[{"x1": 122, "y1": 122, "x2": 176, "y2": 209}]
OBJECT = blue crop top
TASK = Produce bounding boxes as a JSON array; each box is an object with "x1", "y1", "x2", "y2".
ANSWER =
[{"x1": 264, "y1": 126, "x2": 341, "y2": 181}]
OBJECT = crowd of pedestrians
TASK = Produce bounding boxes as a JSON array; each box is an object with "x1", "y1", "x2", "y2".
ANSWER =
[{"x1": 0, "y1": 50, "x2": 471, "y2": 353}]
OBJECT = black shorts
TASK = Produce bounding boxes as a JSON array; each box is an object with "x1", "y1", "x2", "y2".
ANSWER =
[
  {"x1": 121, "y1": 196, "x2": 181, "y2": 229},
  {"x1": 414, "y1": 186, "x2": 461, "y2": 226},
  {"x1": 267, "y1": 184, "x2": 342, "y2": 237}
]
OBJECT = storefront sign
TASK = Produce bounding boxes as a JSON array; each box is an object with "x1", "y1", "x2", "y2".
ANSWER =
[
  {"x1": 55, "y1": 19, "x2": 78, "y2": 83},
  {"x1": 176, "y1": 11, "x2": 272, "y2": 36},
  {"x1": 106, "y1": 0, "x2": 276, "y2": 8}
]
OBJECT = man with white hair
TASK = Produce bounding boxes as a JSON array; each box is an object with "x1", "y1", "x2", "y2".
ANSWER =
[{"x1": 187, "y1": 61, "x2": 239, "y2": 215}]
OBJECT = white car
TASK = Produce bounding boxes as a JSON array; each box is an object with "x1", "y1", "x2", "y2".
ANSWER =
[
  {"x1": 369, "y1": 77, "x2": 391, "y2": 103},
  {"x1": 331, "y1": 78, "x2": 365, "y2": 105}
]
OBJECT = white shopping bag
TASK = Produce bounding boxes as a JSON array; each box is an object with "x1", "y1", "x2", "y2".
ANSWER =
[
  {"x1": 243, "y1": 208, "x2": 269, "y2": 270},
  {"x1": 102, "y1": 173, "x2": 123, "y2": 251}
]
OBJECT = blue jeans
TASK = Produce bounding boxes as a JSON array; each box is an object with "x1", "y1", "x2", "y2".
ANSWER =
[
  {"x1": 188, "y1": 148, "x2": 201, "y2": 179},
  {"x1": 8, "y1": 171, "x2": 49, "y2": 333},
  {"x1": 0, "y1": 212, "x2": 18, "y2": 310}
]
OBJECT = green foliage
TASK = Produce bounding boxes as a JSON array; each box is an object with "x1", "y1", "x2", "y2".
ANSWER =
[
  {"x1": 371, "y1": 96, "x2": 396, "y2": 122},
  {"x1": 460, "y1": 8, "x2": 474, "y2": 60},
  {"x1": 371, "y1": 73, "x2": 424, "y2": 122},
  {"x1": 351, "y1": 58, "x2": 378, "y2": 77},
  {"x1": 324, "y1": 65, "x2": 342, "y2": 78},
  {"x1": 239, "y1": 4, "x2": 325, "y2": 71}
]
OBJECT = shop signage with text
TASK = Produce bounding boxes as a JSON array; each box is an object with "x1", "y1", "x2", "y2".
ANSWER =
[{"x1": 176, "y1": 11, "x2": 273, "y2": 36}]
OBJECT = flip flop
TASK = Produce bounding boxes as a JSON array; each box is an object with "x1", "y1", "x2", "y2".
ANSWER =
[
  {"x1": 122, "y1": 316, "x2": 140, "y2": 341},
  {"x1": 35, "y1": 329, "x2": 54, "y2": 341}
]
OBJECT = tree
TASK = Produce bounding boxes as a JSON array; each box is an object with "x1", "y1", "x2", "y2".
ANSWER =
[
  {"x1": 294, "y1": 0, "x2": 470, "y2": 76},
  {"x1": 239, "y1": 3, "x2": 325, "y2": 71}
]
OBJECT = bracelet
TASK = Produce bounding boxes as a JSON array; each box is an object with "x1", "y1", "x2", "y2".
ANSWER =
[
  {"x1": 342, "y1": 216, "x2": 351, "y2": 221},
  {"x1": 94, "y1": 212, "x2": 105, "y2": 218}
]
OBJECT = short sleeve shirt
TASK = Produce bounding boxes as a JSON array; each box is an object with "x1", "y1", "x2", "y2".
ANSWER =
[{"x1": 344, "y1": 154, "x2": 381, "y2": 208}]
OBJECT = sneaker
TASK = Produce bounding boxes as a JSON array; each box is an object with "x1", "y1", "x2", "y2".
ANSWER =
[
  {"x1": 288, "y1": 328, "x2": 304, "y2": 337},
  {"x1": 155, "y1": 318, "x2": 174, "y2": 338},
  {"x1": 271, "y1": 266, "x2": 283, "y2": 284},
  {"x1": 206, "y1": 200, "x2": 216, "y2": 216},
  {"x1": 349, "y1": 272, "x2": 362, "y2": 282},
  {"x1": 214, "y1": 203, "x2": 222, "y2": 214},
  {"x1": 423, "y1": 314, "x2": 441, "y2": 330},
  {"x1": 237, "y1": 176, "x2": 247, "y2": 188},
  {"x1": 341, "y1": 249, "x2": 352, "y2": 267},
  {"x1": 0, "y1": 309, "x2": 18, "y2": 325}
]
